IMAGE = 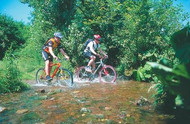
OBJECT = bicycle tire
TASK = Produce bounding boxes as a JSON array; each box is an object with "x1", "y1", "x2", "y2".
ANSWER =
[
  {"x1": 76, "y1": 66, "x2": 92, "y2": 82},
  {"x1": 99, "y1": 65, "x2": 117, "y2": 83},
  {"x1": 36, "y1": 68, "x2": 47, "y2": 84},
  {"x1": 57, "y1": 68, "x2": 73, "y2": 87}
]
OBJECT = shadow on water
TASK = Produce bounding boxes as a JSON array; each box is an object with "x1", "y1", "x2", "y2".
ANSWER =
[{"x1": 0, "y1": 80, "x2": 188, "y2": 123}]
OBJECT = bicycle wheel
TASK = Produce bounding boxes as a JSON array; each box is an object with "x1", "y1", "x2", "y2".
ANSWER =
[
  {"x1": 36, "y1": 68, "x2": 47, "y2": 84},
  {"x1": 57, "y1": 68, "x2": 73, "y2": 87},
  {"x1": 99, "y1": 65, "x2": 117, "y2": 83},
  {"x1": 76, "y1": 66, "x2": 91, "y2": 82}
]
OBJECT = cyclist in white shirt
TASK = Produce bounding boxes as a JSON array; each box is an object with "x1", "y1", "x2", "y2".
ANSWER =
[{"x1": 83, "y1": 34, "x2": 107, "y2": 72}]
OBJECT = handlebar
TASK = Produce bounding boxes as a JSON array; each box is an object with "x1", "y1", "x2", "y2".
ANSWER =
[
  {"x1": 99, "y1": 55, "x2": 108, "y2": 60},
  {"x1": 99, "y1": 55, "x2": 108, "y2": 61}
]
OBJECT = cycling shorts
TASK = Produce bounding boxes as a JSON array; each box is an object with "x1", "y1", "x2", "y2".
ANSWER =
[
  {"x1": 83, "y1": 51, "x2": 95, "y2": 59},
  {"x1": 42, "y1": 50, "x2": 53, "y2": 62}
]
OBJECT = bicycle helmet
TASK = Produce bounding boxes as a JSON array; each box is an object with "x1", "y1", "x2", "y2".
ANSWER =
[
  {"x1": 54, "y1": 32, "x2": 63, "y2": 39},
  {"x1": 94, "y1": 34, "x2": 101, "y2": 41}
]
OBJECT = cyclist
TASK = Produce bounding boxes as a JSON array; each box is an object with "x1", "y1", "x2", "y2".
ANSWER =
[
  {"x1": 83, "y1": 34, "x2": 108, "y2": 72},
  {"x1": 42, "y1": 32, "x2": 70, "y2": 81}
]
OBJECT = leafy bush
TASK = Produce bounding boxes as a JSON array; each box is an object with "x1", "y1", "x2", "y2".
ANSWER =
[
  {"x1": 0, "y1": 14, "x2": 27, "y2": 60},
  {"x1": 132, "y1": 64, "x2": 152, "y2": 82},
  {"x1": 171, "y1": 26, "x2": 190, "y2": 63},
  {"x1": 148, "y1": 26, "x2": 190, "y2": 113},
  {"x1": 0, "y1": 48, "x2": 29, "y2": 93},
  {"x1": 148, "y1": 62, "x2": 190, "y2": 112}
]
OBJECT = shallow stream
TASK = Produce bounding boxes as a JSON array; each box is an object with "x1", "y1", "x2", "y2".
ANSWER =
[{"x1": 0, "y1": 80, "x2": 176, "y2": 123}]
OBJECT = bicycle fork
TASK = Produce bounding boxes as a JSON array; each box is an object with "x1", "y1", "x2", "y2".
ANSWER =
[{"x1": 102, "y1": 66, "x2": 109, "y2": 75}]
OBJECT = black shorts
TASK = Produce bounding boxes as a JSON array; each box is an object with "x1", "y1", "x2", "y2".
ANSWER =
[
  {"x1": 42, "y1": 50, "x2": 53, "y2": 61},
  {"x1": 83, "y1": 51, "x2": 94, "y2": 59}
]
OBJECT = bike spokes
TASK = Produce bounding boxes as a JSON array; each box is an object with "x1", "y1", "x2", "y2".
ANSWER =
[
  {"x1": 77, "y1": 65, "x2": 117, "y2": 83},
  {"x1": 36, "y1": 68, "x2": 48, "y2": 85},
  {"x1": 77, "y1": 66, "x2": 92, "y2": 82},
  {"x1": 100, "y1": 65, "x2": 117, "y2": 83},
  {"x1": 40, "y1": 71, "x2": 46, "y2": 79},
  {"x1": 57, "y1": 68, "x2": 73, "y2": 87}
]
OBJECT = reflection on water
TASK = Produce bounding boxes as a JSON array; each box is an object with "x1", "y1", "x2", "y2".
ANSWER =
[{"x1": 0, "y1": 80, "x2": 179, "y2": 123}]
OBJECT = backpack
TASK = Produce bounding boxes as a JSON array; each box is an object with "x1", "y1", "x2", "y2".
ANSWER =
[
  {"x1": 43, "y1": 38, "x2": 60, "y2": 53},
  {"x1": 82, "y1": 39, "x2": 93, "y2": 51}
]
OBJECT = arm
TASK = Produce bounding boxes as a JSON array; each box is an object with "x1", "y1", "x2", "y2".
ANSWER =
[
  {"x1": 60, "y1": 48, "x2": 70, "y2": 60},
  {"x1": 89, "y1": 42, "x2": 98, "y2": 55},
  {"x1": 99, "y1": 47, "x2": 108, "y2": 57},
  {"x1": 49, "y1": 47, "x2": 58, "y2": 60},
  {"x1": 47, "y1": 41, "x2": 58, "y2": 60},
  {"x1": 99, "y1": 48, "x2": 105, "y2": 55}
]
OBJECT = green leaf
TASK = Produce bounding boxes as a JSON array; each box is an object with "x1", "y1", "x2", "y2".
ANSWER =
[
  {"x1": 147, "y1": 62, "x2": 172, "y2": 72},
  {"x1": 172, "y1": 64, "x2": 190, "y2": 79},
  {"x1": 175, "y1": 95, "x2": 183, "y2": 106}
]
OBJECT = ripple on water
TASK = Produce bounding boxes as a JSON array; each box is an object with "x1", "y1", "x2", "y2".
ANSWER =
[{"x1": 0, "y1": 80, "x2": 177, "y2": 123}]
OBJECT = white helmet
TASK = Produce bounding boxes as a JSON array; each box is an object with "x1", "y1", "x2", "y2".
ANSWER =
[{"x1": 54, "y1": 32, "x2": 63, "y2": 39}]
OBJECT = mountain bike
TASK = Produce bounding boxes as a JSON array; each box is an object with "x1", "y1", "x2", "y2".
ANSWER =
[
  {"x1": 76, "y1": 56, "x2": 117, "y2": 83},
  {"x1": 36, "y1": 59, "x2": 73, "y2": 87}
]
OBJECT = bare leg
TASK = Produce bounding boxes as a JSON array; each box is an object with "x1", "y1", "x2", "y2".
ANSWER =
[
  {"x1": 49, "y1": 61, "x2": 53, "y2": 76},
  {"x1": 92, "y1": 62, "x2": 95, "y2": 71},
  {"x1": 88, "y1": 56, "x2": 96, "y2": 67},
  {"x1": 45, "y1": 60, "x2": 50, "y2": 76}
]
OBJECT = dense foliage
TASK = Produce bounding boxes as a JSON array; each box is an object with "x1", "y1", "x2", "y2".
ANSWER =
[
  {"x1": 0, "y1": 14, "x2": 28, "y2": 60},
  {"x1": 0, "y1": 14, "x2": 30, "y2": 93},
  {"x1": 0, "y1": 0, "x2": 189, "y2": 99},
  {"x1": 0, "y1": 48, "x2": 29, "y2": 93},
  {"x1": 18, "y1": 0, "x2": 188, "y2": 75},
  {"x1": 148, "y1": 26, "x2": 190, "y2": 114}
]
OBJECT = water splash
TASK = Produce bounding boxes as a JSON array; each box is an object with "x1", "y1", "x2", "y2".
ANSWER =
[{"x1": 33, "y1": 83, "x2": 48, "y2": 87}]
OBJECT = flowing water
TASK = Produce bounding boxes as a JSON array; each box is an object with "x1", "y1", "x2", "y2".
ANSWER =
[{"x1": 0, "y1": 80, "x2": 176, "y2": 124}]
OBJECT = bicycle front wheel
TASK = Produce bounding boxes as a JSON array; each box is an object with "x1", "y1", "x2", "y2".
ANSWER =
[
  {"x1": 99, "y1": 65, "x2": 117, "y2": 83},
  {"x1": 36, "y1": 68, "x2": 47, "y2": 85},
  {"x1": 76, "y1": 66, "x2": 91, "y2": 82},
  {"x1": 57, "y1": 68, "x2": 73, "y2": 87}
]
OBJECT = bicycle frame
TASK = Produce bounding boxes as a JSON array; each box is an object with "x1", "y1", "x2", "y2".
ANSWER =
[
  {"x1": 36, "y1": 59, "x2": 73, "y2": 86},
  {"x1": 91, "y1": 58, "x2": 105, "y2": 75},
  {"x1": 39, "y1": 62, "x2": 61, "y2": 80},
  {"x1": 50, "y1": 62, "x2": 61, "y2": 78},
  {"x1": 77, "y1": 55, "x2": 117, "y2": 83}
]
